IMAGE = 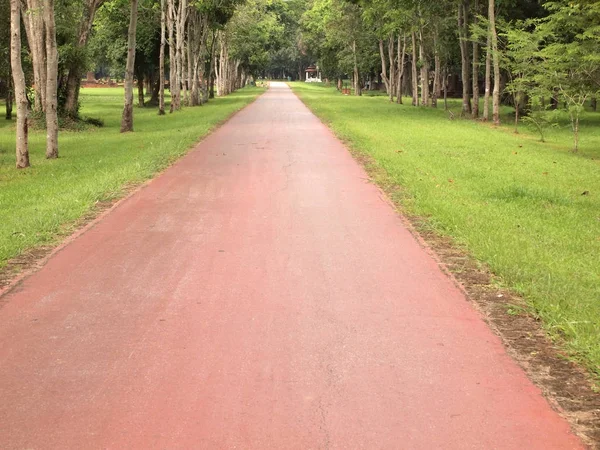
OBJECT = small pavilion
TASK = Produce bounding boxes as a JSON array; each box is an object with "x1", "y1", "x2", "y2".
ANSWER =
[{"x1": 305, "y1": 66, "x2": 322, "y2": 83}]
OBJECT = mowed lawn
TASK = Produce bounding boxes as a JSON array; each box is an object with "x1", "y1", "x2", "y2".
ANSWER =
[
  {"x1": 0, "y1": 86, "x2": 263, "y2": 271},
  {"x1": 290, "y1": 82, "x2": 600, "y2": 376}
]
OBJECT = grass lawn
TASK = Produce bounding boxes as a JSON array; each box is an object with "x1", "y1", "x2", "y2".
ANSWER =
[
  {"x1": 0, "y1": 86, "x2": 263, "y2": 271},
  {"x1": 290, "y1": 82, "x2": 600, "y2": 376}
]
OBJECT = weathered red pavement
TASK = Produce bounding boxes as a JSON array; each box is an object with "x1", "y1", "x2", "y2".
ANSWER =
[{"x1": 0, "y1": 83, "x2": 583, "y2": 449}]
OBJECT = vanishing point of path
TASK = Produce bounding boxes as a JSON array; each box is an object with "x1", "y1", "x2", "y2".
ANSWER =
[{"x1": 0, "y1": 83, "x2": 583, "y2": 449}]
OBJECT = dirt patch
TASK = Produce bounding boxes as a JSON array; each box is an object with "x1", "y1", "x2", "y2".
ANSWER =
[{"x1": 352, "y1": 150, "x2": 600, "y2": 448}]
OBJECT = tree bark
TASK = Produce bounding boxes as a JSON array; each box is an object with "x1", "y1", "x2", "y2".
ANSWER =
[
  {"x1": 21, "y1": 0, "x2": 46, "y2": 113},
  {"x1": 379, "y1": 39, "x2": 390, "y2": 94},
  {"x1": 411, "y1": 31, "x2": 418, "y2": 106},
  {"x1": 136, "y1": 69, "x2": 145, "y2": 107},
  {"x1": 458, "y1": 0, "x2": 472, "y2": 115},
  {"x1": 158, "y1": 0, "x2": 166, "y2": 115},
  {"x1": 472, "y1": 0, "x2": 480, "y2": 118},
  {"x1": 489, "y1": 0, "x2": 500, "y2": 125},
  {"x1": 396, "y1": 35, "x2": 406, "y2": 105},
  {"x1": 44, "y1": 0, "x2": 58, "y2": 159},
  {"x1": 419, "y1": 26, "x2": 429, "y2": 106},
  {"x1": 10, "y1": 0, "x2": 30, "y2": 168},
  {"x1": 483, "y1": 24, "x2": 491, "y2": 121},
  {"x1": 352, "y1": 40, "x2": 361, "y2": 96},
  {"x1": 5, "y1": 65, "x2": 14, "y2": 120},
  {"x1": 120, "y1": 0, "x2": 138, "y2": 133},
  {"x1": 432, "y1": 31, "x2": 441, "y2": 108},
  {"x1": 388, "y1": 35, "x2": 395, "y2": 102},
  {"x1": 167, "y1": 0, "x2": 180, "y2": 111}
]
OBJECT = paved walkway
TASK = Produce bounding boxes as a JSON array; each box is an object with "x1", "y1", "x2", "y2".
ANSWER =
[{"x1": 0, "y1": 83, "x2": 582, "y2": 449}]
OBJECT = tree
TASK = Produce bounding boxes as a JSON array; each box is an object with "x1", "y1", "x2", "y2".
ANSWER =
[
  {"x1": 158, "y1": 0, "x2": 166, "y2": 114},
  {"x1": 120, "y1": 0, "x2": 138, "y2": 132},
  {"x1": 489, "y1": 0, "x2": 500, "y2": 124},
  {"x1": 44, "y1": 0, "x2": 58, "y2": 158},
  {"x1": 10, "y1": 0, "x2": 29, "y2": 168}
]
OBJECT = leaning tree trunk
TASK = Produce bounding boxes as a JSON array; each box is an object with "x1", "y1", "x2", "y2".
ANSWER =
[
  {"x1": 489, "y1": 0, "x2": 500, "y2": 125},
  {"x1": 411, "y1": 31, "x2": 418, "y2": 106},
  {"x1": 44, "y1": 0, "x2": 58, "y2": 159},
  {"x1": 120, "y1": 0, "x2": 138, "y2": 133},
  {"x1": 483, "y1": 25, "x2": 491, "y2": 121},
  {"x1": 378, "y1": 39, "x2": 390, "y2": 95},
  {"x1": 158, "y1": 0, "x2": 166, "y2": 115},
  {"x1": 10, "y1": 0, "x2": 29, "y2": 168},
  {"x1": 472, "y1": 0, "x2": 480, "y2": 118},
  {"x1": 458, "y1": 0, "x2": 472, "y2": 115}
]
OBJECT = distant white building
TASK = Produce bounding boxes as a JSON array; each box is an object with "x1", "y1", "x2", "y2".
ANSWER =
[{"x1": 305, "y1": 66, "x2": 322, "y2": 83}]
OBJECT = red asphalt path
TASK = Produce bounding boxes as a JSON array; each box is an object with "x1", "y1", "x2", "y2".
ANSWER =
[{"x1": 0, "y1": 83, "x2": 582, "y2": 449}]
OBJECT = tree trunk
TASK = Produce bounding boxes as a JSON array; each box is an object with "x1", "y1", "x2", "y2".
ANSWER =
[
  {"x1": 10, "y1": 0, "x2": 29, "y2": 168},
  {"x1": 5, "y1": 66, "x2": 14, "y2": 120},
  {"x1": 207, "y1": 30, "x2": 216, "y2": 101},
  {"x1": 176, "y1": 0, "x2": 187, "y2": 104},
  {"x1": 489, "y1": 0, "x2": 500, "y2": 125},
  {"x1": 167, "y1": 0, "x2": 180, "y2": 111},
  {"x1": 458, "y1": 0, "x2": 471, "y2": 115},
  {"x1": 472, "y1": 0, "x2": 480, "y2": 118},
  {"x1": 388, "y1": 35, "x2": 395, "y2": 101},
  {"x1": 22, "y1": 0, "x2": 46, "y2": 113},
  {"x1": 136, "y1": 71, "x2": 145, "y2": 107},
  {"x1": 352, "y1": 40, "x2": 361, "y2": 96},
  {"x1": 158, "y1": 0, "x2": 166, "y2": 115},
  {"x1": 44, "y1": 0, "x2": 58, "y2": 159},
  {"x1": 63, "y1": 0, "x2": 105, "y2": 118},
  {"x1": 483, "y1": 25, "x2": 491, "y2": 121},
  {"x1": 396, "y1": 35, "x2": 406, "y2": 105},
  {"x1": 419, "y1": 27, "x2": 429, "y2": 106},
  {"x1": 432, "y1": 35, "x2": 441, "y2": 108},
  {"x1": 120, "y1": 0, "x2": 138, "y2": 133},
  {"x1": 411, "y1": 31, "x2": 418, "y2": 106},
  {"x1": 379, "y1": 39, "x2": 390, "y2": 94}
]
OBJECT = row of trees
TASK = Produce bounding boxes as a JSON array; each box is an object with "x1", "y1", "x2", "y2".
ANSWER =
[
  {"x1": 1, "y1": 0, "x2": 287, "y2": 168},
  {"x1": 291, "y1": 0, "x2": 599, "y2": 151}
]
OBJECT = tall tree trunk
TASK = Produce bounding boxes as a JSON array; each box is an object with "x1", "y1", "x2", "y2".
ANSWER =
[
  {"x1": 158, "y1": 0, "x2": 166, "y2": 115},
  {"x1": 378, "y1": 39, "x2": 390, "y2": 94},
  {"x1": 388, "y1": 35, "x2": 395, "y2": 102},
  {"x1": 5, "y1": 76, "x2": 13, "y2": 120},
  {"x1": 44, "y1": 0, "x2": 58, "y2": 159},
  {"x1": 207, "y1": 29, "x2": 216, "y2": 101},
  {"x1": 489, "y1": 0, "x2": 500, "y2": 125},
  {"x1": 136, "y1": 70, "x2": 145, "y2": 107},
  {"x1": 419, "y1": 26, "x2": 429, "y2": 106},
  {"x1": 120, "y1": 0, "x2": 138, "y2": 133},
  {"x1": 167, "y1": 0, "x2": 180, "y2": 111},
  {"x1": 458, "y1": 0, "x2": 471, "y2": 115},
  {"x1": 352, "y1": 40, "x2": 361, "y2": 96},
  {"x1": 63, "y1": 0, "x2": 105, "y2": 118},
  {"x1": 432, "y1": 30, "x2": 441, "y2": 108},
  {"x1": 22, "y1": 0, "x2": 46, "y2": 113},
  {"x1": 10, "y1": 0, "x2": 29, "y2": 168},
  {"x1": 176, "y1": 0, "x2": 187, "y2": 104},
  {"x1": 396, "y1": 34, "x2": 406, "y2": 105},
  {"x1": 483, "y1": 25, "x2": 491, "y2": 121},
  {"x1": 411, "y1": 31, "x2": 418, "y2": 106},
  {"x1": 472, "y1": 0, "x2": 480, "y2": 118}
]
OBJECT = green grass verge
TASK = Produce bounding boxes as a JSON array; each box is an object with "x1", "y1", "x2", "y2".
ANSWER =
[
  {"x1": 0, "y1": 86, "x2": 263, "y2": 268},
  {"x1": 290, "y1": 81, "x2": 600, "y2": 376}
]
